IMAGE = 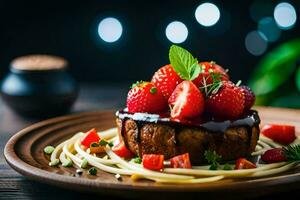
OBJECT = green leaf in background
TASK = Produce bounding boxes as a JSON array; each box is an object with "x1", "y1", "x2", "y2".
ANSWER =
[
  {"x1": 169, "y1": 45, "x2": 199, "y2": 80},
  {"x1": 270, "y1": 93, "x2": 300, "y2": 108},
  {"x1": 249, "y1": 39, "x2": 300, "y2": 96},
  {"x1": 296, "y1": 66, "x2": 300, "y2": 92}
]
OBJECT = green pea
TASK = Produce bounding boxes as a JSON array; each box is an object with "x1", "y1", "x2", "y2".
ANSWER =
[
  {"x1": 88, "y1": 167, "x2": 97, "y2": 175},
  {"x1": 44, "y1": 146, "x2": 55, "y2": 155},
  {"x1": 81, "y1": 159, "x2": 88, "y2": 169},
  {"x1": 49, "y1": 159, "x2": 59, "y2": 167},
  {"x1": 62, "y1": 159, "x2": 73, "y2": 167}
]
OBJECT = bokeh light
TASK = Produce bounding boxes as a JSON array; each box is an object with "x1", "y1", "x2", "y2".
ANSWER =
[
  {"x1": 274, "y1": 2, "x2": 297, "y2": 30},
  {"x1": 165, "y1": 21, "x2": 188, "y2": 44},
  {"x1": 258, "y1": 17, "x2": 281, "y2": 42},
  {"x1": 245, "y1": 31, "x2": 268, "y2": 56},
  {"x1": 195, "y1": 3, "x2": 220, "y2": 27},
  {"x1": 98, "y1": 17, "x2": 123, "y2": 43}
]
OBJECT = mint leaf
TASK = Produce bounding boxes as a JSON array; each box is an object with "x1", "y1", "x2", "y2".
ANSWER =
[
  {"x1": 189, "y1": 63, "x2": 202, "y2": 80},
  {"x1": 169, "y1": 45, "x2": 199, "y2": 80}
]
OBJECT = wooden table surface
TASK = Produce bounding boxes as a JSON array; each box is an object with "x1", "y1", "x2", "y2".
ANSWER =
[{"x1": 1, "y1": 84, "x2": 300, "y2": 200}]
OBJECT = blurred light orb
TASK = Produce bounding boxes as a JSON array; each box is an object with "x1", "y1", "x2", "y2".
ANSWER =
[
  {"x1": 274, "y1": 2, "x2": 297, "y2": 29},
  {"x1": 195, "y1": 3, "x2": 220, "y2": 27},
  {"x1": 245, "y1": 31, "x2": 268, "y2": 56},
  {"x1": 98, "y1": 17, "x2": 123, "y2": 43},
  {"x1": 258, "y1": 17, "x2": 281, "y2": 42},
  {"x1": 165, "y1": 21, "x2": 188, "y2": 44}
]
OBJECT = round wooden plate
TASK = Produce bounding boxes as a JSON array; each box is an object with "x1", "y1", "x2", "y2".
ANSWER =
[{"x1": 4, "y1": 107, "x2": 300, "y2": 199}]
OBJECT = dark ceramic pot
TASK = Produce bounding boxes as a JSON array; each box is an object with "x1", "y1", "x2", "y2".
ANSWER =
[{"x1": 0, "y1": 55, "x2": 79, "y2": 118}]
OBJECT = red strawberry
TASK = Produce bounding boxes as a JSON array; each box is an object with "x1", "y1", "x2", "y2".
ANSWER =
[
  {"x1": 193, "y1": 62, "x2": 229, "y2": 88},
  {"x1": 168, "y1": 81, "x2": 204, "y2": 119},
  {"x1": 126, "y1": 81, "x2": 167, "y2": 113},
  {"x1": 261, "y1": 148, "x2": 287, "y2": 163},
  {"x1": 205, "y1": 81, "x2": 245, "y2": 119},
  {"x1": 239, "y1": 85, "x2": 255, "y2": 111},
  {"x1": 151, "y1": 64, "x2": 183, "y2": 100},
  {"x1": 261, "y1": 124, "x2": 296, "y2": 145}
]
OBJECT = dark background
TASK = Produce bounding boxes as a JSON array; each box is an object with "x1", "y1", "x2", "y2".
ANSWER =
[{"x1": 0, "y1": 0, "x2": 299, "y2": 84}]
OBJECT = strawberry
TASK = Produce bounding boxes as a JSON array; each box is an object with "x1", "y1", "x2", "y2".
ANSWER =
[
  {"x1": 205, "y1": 81, "x2": 245, "y2": 119},
  {"x1": 261, "y1": 124, "x2": 296, "y2": 145},
  {"x1": 261, "y1": 148, "x2": 287, "y2": 163},
  {"x1": 126, "y1": 81, "x2": 167, "y2": 113},
  {"x1": 193, "y1": 61, "x2": 229, "y2": 88},
  {"x1": 168, "y1": 81, "x2": 204, "y2": 119},
  {"x1": 151, "y1": 64, "x2": 183, "y2": 100},
  {"x1": 239, "y1": 85, "x2": 255, "y2": 111}
]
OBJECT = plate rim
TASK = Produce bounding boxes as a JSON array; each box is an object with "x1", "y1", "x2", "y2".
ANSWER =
[{"x1": 4, "y1": 107, "x2": 300, "y2": 193}]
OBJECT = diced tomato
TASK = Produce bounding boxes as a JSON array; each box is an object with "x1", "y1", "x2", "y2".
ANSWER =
[
  {"x1": 112, "y1": 141, "x2": 134, "y2": 159},
  {"x1": 81, "y1": 128, "x2": 100, "y2": 147},
  {"x1": 142, "y1": 154, "x2": 164, "y2": 171},
  {"x1": 235, "y1": 158, "x2": 256, "y2": 169},
  {"x1": 261, "y1": 124, "x2": 296, "y2": 145},
  {"x1": 170, "y1": 153, "x2": 192, "y2": 169}
]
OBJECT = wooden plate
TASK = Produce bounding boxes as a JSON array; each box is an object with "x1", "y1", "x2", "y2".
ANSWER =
[{"x1": 4, "y1": 107, "x2": 300, "y2": 199}]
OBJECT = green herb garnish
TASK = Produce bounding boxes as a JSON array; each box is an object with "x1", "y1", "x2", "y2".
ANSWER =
[
  {"x1": 169, "y1": 45, "x2": 201, "y2": 81},
  {"x1": 81, "y1": 158, "x2": 88, "y2": 169},
  {"x1": 99, "y1": 139, "x2": 108, "y2": 146},
  {"x1": 88, "y1": 167, "x2": 97, "y2": 175},
  {"x1": 44, "y1": 146, "x2": 55, "y2": 155},
  {"x1": 199, "y1": 66, "x2": 224, "y2": 97},
  {"x1": 283, "y1": 144, "x2": 300, "y2": 162},
  {"x1": 133, "y1": 157, "x2": 142, "y2": 164},
  {"x1": 90, "y1": 142, "x2": 99, "y2": 147},
  {"x1": 204, "y1": 150, "x2": 222, "y2": 170},
  {"x1": 108, "y1": 141, "x2": 114, "y2": 147},
  {"x1": 223, "y1": 163, "x2": 232, "y2": 170}
]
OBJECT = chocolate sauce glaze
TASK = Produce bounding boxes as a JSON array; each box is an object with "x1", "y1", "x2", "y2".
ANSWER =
[{"x1": 116, "y1": 109, "x2": 260, "y2": 146}]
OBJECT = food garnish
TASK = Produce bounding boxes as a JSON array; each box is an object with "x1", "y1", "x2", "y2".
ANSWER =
[
  {"x1": 235, "y1": 158, "x2": 256, "y2": 169},
  {"x1": 142, "y1": 154, "x2": 164, "y2": 171},
  {"x1": 112, "y1": 141, "x2": 134, "y2": 159},
  {"x1": 81, "y1": 128, "x2": 100, "y2": 148},
  {"x1": 204, "y1": 150, "x2": 221, "y2": 170},
  {"x1": 81, "y1": 158, "x2": 88, "y2": 169},
  {"x1": 205, "y1": 81, "x2": 245, "y2": 119},
  {"x1": 132, "y1": 157, "x2": 142, "y2": 164},
  {"x1": 88, "y1": 167, "x2": 97, "y2": 175},
  {"x1": 283, "y1": 144, "x2": 300, "y2": 162},
  {"x1": 223, "y1": 163, "x2": 232, "y2": 170},
  {"x1": 170, "y1": 153, "x2": 192, "y2": 169},
  {"x1": 168, "y1": 80, "x2": 204, "y2": 119},
  {"x1": 44, "y1": 146, "x2": 55, "y2": 155},
  {"x1": 152, "y1": 64, "x2": 183, "y2": 100},
  {"x1": 261, "y1": 148, "x2": 287, "y2": 163},
  {"x1": 262, "y1": 124, "x2": 296, "y2": 145},
  {"x1": 62, "y1": 159, "x2": 73, "y2": 167},
  {"x1": 49, "y1": 158, "x2": 59, "y2": 167},
  {"x1": 126, "y1": 81, "x2": 167, "y2": 113}
]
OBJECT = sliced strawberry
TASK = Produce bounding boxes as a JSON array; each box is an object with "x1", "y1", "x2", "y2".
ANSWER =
[
  {"x1": 170, "y1": 153, "x2": 192, "y2": 169},
  {"x1": 239, "y1": 85, "x2": 255, "y2": 112},
  {"x1": 261, "y1": 124, "x2": 296, "y2": 145},
  {"x1": 261, "y1": 148, "x2": 287, "y2": 163},
  {"x1": 151, "y1": 64, "x2": 183, "y2": 100},
  {"x1": 235, "y1": 158, "x2": 256, "y2": 169},
  {"x1": 126, "y1": 81, "x2": 167, "y2": 113},
  {"x1": 168, "y1": 81, "x2": 204, "y2": 119},
  {"x1": 193, "y1": 61, "x2": 229, "y2": 88},
  {"x1": 205, "y1": 81, "x2": 245, "y2": 119}
]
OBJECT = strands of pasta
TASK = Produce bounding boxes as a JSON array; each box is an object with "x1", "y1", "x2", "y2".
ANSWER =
[{"x1": 49, "y1": 128, "x2": 300, "y2": 184}]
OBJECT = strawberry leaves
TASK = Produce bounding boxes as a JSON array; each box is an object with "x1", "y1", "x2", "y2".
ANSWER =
[{"x1": 169, "y1": 45, "x2": 201, "y2": 81}]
